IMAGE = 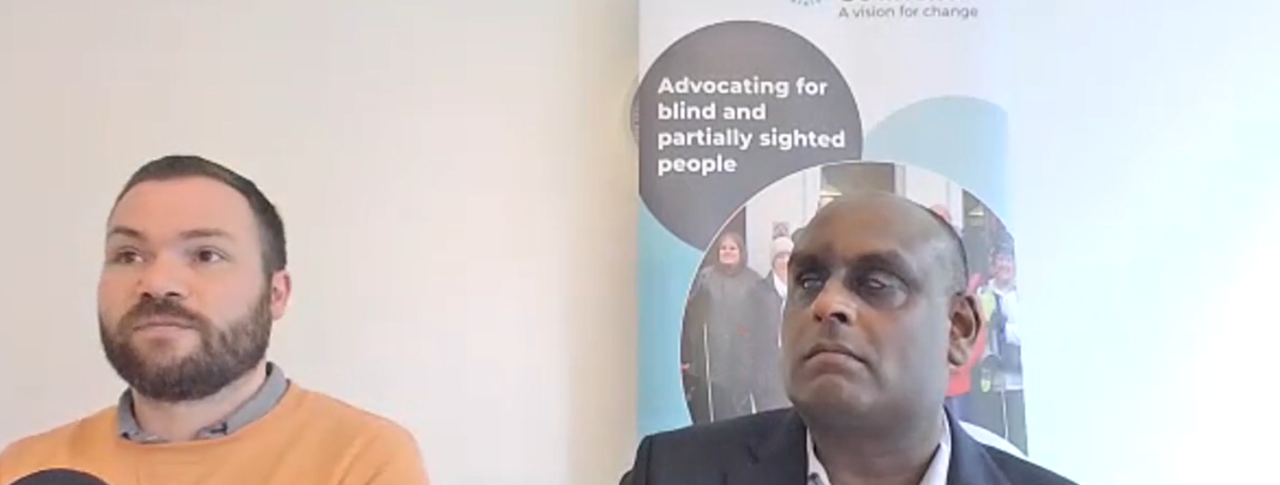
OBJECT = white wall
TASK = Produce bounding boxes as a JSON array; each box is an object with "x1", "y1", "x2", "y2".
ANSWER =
[
  {"x1": 0, "y1": 2, "x2": 638, "y2": 485},
  {"x1": 1010, "y1": 1, "x2": 1280, "y2": 483},
  {"x1": 3, "y1": 1, "x2": 1280, "y2": 484}
]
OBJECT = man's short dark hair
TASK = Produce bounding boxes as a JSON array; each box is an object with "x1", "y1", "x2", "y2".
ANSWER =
[{"x1": 114, "y1": 155, "x2": 287, "y2": 275}]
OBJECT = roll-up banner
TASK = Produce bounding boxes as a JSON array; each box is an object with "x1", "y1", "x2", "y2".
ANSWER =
[{"x1": 635, "y1": 0, "x2": 1026, "y2": 454}]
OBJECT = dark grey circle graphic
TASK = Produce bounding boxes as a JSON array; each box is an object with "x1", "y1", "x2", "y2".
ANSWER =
[{"x1": 639, "y1": 20, "x2": 862, "y2": 249}]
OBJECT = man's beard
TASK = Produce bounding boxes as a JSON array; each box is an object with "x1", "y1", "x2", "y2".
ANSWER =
[{"x1": 99, "y1": 291, "x2": 273, "y2": 403}]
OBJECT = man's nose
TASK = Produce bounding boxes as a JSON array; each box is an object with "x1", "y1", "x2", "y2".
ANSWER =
[
  {"x1": 136, "y1": 254, "x2": 189, "y2": 300},
  {"x1": 811, "y1": 281, "x2": 856, "y2": 326}
]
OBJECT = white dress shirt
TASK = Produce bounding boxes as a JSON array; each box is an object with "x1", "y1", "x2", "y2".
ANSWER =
[
  {"x1": 773, "y1": 273, "x2": 787, "y2": 347},
  {"x1": 806, "y1": 415, "x2": 951, "y2": 485}
]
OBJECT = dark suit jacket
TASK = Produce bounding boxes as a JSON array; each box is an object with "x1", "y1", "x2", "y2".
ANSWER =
[{"x1": 621, "y1": 409, "x2": 1076, "y2": 485}]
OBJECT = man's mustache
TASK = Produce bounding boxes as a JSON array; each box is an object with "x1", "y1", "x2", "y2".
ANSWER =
[{"x1": 121, "y1": 297, "x2": 210, "y2": 332}]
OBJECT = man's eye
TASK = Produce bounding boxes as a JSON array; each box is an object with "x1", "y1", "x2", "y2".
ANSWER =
[
  {"x1": 110, "y1": 250, "x2": 144, "y2": 264},
  {"x1": 194, "y1": 249, "x2": 226, "y2": 264},
  {"x1": 796, "y1": 273, "x2": 825, "y2": 290},
  {"x1": 857, "y1": 274, "x2": 891, "y2": 291},
  {"x1": 853, "y1": 271, "x2": 908, "y2": 307}
]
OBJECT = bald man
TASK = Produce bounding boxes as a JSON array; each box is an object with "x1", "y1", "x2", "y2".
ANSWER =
[{"x1": 622, "y1": 192, "x2": 1074, "y2": 485}]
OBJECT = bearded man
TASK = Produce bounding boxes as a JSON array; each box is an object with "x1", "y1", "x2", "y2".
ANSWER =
[{"x1": 0, "y1": 155, "x2": 430, "y2": 485}]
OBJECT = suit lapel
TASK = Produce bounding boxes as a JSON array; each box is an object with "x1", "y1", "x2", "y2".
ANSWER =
[
  {"x1": 944, "y1": 410, "x2": 1012, "y2": 485},
  {"x1": 721, "y1": 409, "x2": 1018, "y2": 485},
  {"x1": 725, "y1": 411, "x2": 808, "y2": 485}
]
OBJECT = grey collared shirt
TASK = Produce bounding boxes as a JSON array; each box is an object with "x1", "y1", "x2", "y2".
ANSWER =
[{"x1": 117, "y1": 362, "x2": 290, "y2": 443}]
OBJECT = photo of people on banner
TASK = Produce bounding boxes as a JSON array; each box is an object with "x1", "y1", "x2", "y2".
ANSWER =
[{"x1": 679, "y1": 160, "x2": 1027, "y2": 455}]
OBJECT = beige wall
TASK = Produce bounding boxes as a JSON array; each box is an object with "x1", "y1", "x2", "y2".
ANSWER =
[{"x1": 0, "y1": 2, "x2": 638, "y2": 484}]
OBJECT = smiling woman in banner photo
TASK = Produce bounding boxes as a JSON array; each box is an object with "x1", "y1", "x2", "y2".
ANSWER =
[
  {"x1": 679, "y1": 160, "x2": 1028, "y2": 456},
  {"x1": 681, "y1": 230, "x2": 764, "y2": 423}
]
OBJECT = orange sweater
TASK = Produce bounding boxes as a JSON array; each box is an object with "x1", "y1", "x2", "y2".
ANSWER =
[{"x1": 0, "y1": 385, "x2": 429, "y2": 485}]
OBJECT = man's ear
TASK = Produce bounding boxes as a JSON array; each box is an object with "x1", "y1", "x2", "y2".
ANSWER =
[
  {"x1": 948, "y1": 294, "x2": 983, "y2": 368},
  {"x1": 269, "y1": 269, "x2": 292, "y2": 321}
]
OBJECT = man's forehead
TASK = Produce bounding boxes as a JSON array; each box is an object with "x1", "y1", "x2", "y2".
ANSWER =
[
  {"x1": 108, "y1": 178, "x2": 255, "y2": 238},
  {"x1": 795, "y1": 196, "x2": 939, "y2": 261}
]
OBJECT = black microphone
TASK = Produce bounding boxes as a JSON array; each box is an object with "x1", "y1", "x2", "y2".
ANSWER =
[{"x1": 7, "y1": 469, "x2": 109, "y2": 485}]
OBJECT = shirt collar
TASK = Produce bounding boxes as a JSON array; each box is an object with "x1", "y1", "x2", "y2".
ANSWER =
[
  {"x1": 986, "y1": 280, "x2": 1017, "y2": 296},
  {"x1": 117, "y1": 362, "x2": 290, "y2": 443},
  {"x1": 806, "y1": 413, "x2": 952, "y2": 485}
]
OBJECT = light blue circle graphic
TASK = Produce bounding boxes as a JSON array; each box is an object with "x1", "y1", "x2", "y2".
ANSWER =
[
  {"x1": 637, "y1": 204, "x2": 701, "y2": 436},
  {"x1": 863, "y1": 95, "x2": 1009, "y2": 218}
]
